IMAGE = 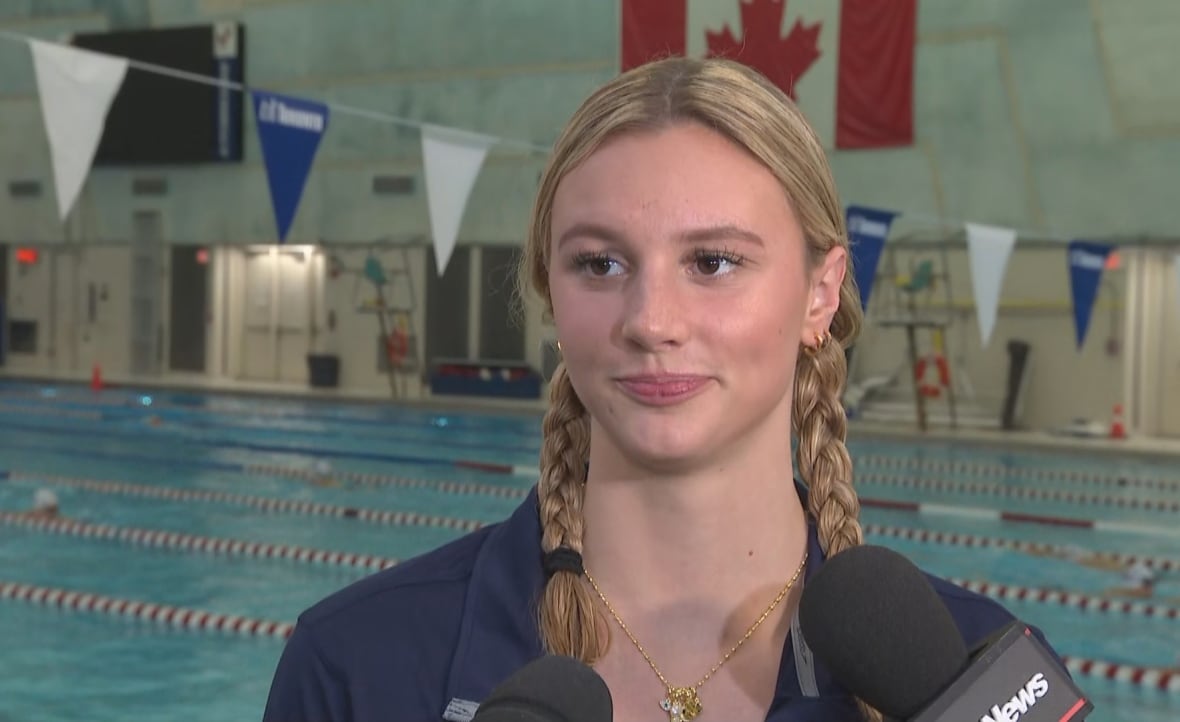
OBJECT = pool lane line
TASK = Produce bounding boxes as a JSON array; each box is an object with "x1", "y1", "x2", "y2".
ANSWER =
[
  {"x1": 857, "y1": 454, "x2": 1180, "y2": 493},
  {"x1": 0, "y1": 417, "x2": 536, "y2": 470},
  {"x1": 3, "y1": 471, "x2": 486, "y2": 533},
  {"x1": 0, "y1": 399, "x2": 542, "y2": 456},
  {"x1": 8, "y1": 468, "x2": 1175, "y2": 538},
  {"x1": 1, "y1": 440, "x2": 246, "y2": 472},
  {"x1": 3, "y1": 394, "x2": 1176, "y2": 490},
  {"x1": 860, "y1": 497, "x2": 1180, "y2": 537},
  {"x1": 8, "y1": 511, "x2": 1176, "y2": 626},
  {"x1": 1, "y1": 578, "x2": 1175, "y2": 693},
  {"x1": 857, "y1": 471, "x2": 1180, "y2": 512},
  {"x1": 948, "y1": 577, "x2": 1180, "y2": 622},
  {"x1": 10, "y1": 467, "x2": 1178, "y2": 574},
  {"x1": 864, "y1": 523, "x2": 1179, "y2": 573},
  {"x1": 0, "y1": 402, "x2": 101, "y2": 421},
  {"x1": 14, "y1": 404, "x2": 1175, "y2": 493},
  {"x1": 0, "y1": 511, "x2": 397, "y2": 572},
  {"x1": 0, "y1": 580, "x2": 293, "y2": 640},
  {"x1": 2, "y1": 454, "x2": 532, "y2": 498},
  {"x1": 1060, "y1": 657, "x2": 1180, "y2": 693},
  {"x1": 0, "y1": 390, "x2": 541, "y2": 440},
  {"x1": 241, "y1": 461, "x2": 532, "y2": 496}
]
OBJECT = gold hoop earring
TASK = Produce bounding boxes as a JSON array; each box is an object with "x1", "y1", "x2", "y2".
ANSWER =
[{"x1": 556, "y1": 340, "x2": 563, "y2": 353}]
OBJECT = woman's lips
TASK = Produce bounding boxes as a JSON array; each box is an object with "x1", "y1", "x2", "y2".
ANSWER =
[{"x1": 615, "y1": 376, "x2": 711, "y2": 405}]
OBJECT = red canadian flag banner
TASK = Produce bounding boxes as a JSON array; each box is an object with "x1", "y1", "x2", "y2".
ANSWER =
[{"x1": 621, "y1": 0, "x2": 916, "y2": 149}]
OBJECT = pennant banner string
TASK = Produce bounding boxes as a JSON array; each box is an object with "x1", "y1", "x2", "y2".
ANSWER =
[
  {"x1": 3, "y1": 27, "x2": 1179, "y2": 252},
  {"x1": 878, "y1": 210, "x2": 1177, "y2": 252},
  {"x1": 0, "y1": 28, "x2": 550, "y2": 154}
]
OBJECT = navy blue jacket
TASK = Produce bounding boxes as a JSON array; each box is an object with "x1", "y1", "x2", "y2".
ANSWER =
[{"x1": 264, "y1": 485, "x2": 1050, "y2": 721}]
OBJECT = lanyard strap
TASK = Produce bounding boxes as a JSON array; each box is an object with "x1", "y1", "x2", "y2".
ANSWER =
[{"x1": 790, "y1": 609, "x2": 820, "y2": 697}]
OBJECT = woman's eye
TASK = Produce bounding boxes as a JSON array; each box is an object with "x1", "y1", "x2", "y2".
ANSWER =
[
  {"x1": 693, "y1": 251, "x2": 744, "y2": 276},
  {"x1": 574, "y1": 253, "x2": 621, "y2": 277}
]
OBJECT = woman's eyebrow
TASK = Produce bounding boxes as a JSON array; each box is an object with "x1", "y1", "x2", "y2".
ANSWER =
[
  {"x1": 679, "y1": 224, "x2": 765, "y2": 247},
  {"x1": 555, "y1": 222, "x2": 626, "y2": 249}
]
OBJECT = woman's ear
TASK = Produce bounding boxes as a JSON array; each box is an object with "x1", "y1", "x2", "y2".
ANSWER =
[{"x1": 802, "y1": 246, "x2": 847, "y2": 342}]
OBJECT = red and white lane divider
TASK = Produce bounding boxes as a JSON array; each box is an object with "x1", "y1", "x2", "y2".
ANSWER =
[
  {"x1": 857, "y1": 496, "x2": 1180, "y2": 538},
  {"x1": 14, "y1": 468, "x2": 1173, "y2": 538},
  {"x1": 0, "y1": 511, "x2": 397, "y2": 572},
  {"x1": 857, "y1": 454, "x2": 1180, "y2": 493},
  {"x1": 242, "y1": 462, "x2": 530, "y2": 499},
  {"x1": 6, "y1": 471, "x2": 486, "y2": 533},
  {"x1": 1061, "y1": 656, "x2": 1180, "y2": 693},
  {"x1": 858, "y1": 472, "x2": 1180, "y2": 512},
  {"x1": 865, "y1": 523, "x2": 1179, "y2": 574},
  {"x1": 0, "y1": 580, "x2": 293, "y2": 639},
  {"x1": 455, "y1": 460, "x2": 540, "y2": 477},
  {"x1": 949, "y1": 578, "x2": 1180, "y2": 622},
  {"x1": 5, "y1": 581, "x2": 1176, "y2": 692}
]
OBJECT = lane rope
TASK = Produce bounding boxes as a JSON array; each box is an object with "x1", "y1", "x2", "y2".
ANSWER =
[
  {"x1": 0, "y1": 511, "x2": 398, "y2": 572},
  {"x1": 864, "y1": 523, "x2": 1179, "y2": 573},
  {"x1": 948, "y1": 577, "x2": 1180, "y2": 622},
  {"x1": 0, "y1": 580, "x2": 293, "y2": 639},
  {"x1": 4, "y1": 471, "x2": 486, "y2": 532},
  {"x1": 857, "y1": 471, "x2": 1180, "y2": 512}
]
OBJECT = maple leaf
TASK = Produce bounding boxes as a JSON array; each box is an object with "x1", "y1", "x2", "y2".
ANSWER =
[{"x1": 705, "y1": 0, "x2": 822, "y2": 100}]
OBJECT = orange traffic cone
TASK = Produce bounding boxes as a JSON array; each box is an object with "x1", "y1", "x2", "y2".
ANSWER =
[
  {"x1": 90, "y1": 363, "x2": 104, "y2": 392},
  {"x1": 1109, "y1": 403, "x2": 1126, "y2": 440}
]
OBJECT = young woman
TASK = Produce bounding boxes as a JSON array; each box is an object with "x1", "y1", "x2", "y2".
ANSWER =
[{"x1": 264, "y1": 56, "x2": 1060, "y2": 722}]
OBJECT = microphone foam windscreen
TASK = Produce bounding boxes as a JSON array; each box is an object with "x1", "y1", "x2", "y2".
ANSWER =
[
  {"x1": 473, "y1": 655, "x2": 613, "y2": 722},
  {"x1": 798, "y1": 545, "x2": 969, "y2": 719}
]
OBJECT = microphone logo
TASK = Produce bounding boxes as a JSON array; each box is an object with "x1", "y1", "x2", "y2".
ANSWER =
[{"x1": 980, "y1": 673, "x2": 1049, "y2": 722}]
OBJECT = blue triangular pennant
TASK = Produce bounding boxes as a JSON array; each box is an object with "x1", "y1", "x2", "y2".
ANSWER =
[
  {"x1": 1067, "y1": 241, "x2": 1114, "y2": 350},
  {"x1": 251, "y1": 90, "x2": 328, "y2": 242},
  {"x1": 846, "y1": 205, "x2": 898, "y2": 310}
]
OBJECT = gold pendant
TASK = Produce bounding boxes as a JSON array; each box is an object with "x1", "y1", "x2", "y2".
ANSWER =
[{"x1": 659, "y1": 686, "x2": 702, "y2": 722}]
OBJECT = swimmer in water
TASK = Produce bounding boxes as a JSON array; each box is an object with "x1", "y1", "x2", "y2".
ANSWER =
[
  {"x1": 311, "y1": 459, "x2": 340, "y2": 488},
  {"x1": 26, "y1": 489, "x2": 61, "y2": 520}
]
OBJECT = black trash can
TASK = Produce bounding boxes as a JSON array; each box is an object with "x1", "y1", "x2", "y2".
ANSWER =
[
  {"x1": 1001, "y1": 340, "x2": 1031, "y2": 430},
  {"x1": 307, "y1": 354, "x2": 340, "y2": 388}
]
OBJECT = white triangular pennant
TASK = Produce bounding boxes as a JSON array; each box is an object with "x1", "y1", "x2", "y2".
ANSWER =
[
  {"x1": 30, "y1": 39, "x2": 128, "y2": 221},
  {"x1": 421, "y1": 124, "x2": 496, "y2": 276},
  {"x1": 965, "y1": 223, "x2": 1017, "y2": 347}
]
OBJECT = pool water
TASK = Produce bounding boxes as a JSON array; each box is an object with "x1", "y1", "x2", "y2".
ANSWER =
[{"x1": 0, "y1": 381, "x2": 1176, "y2": 721}]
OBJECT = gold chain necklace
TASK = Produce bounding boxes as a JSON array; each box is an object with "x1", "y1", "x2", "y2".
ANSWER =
[{"x1": 584, "y1": 552, "x2": 807, "y2": 722}]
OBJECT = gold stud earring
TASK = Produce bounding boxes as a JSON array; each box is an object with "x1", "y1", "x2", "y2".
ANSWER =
[{"x1": 804, "y1": 331, "x2": 831, "y2": 355}]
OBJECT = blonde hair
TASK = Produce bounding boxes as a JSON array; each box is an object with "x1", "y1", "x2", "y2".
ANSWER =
[{"x1": 521, "y1": 56, "x2": 869, "y2": 714}]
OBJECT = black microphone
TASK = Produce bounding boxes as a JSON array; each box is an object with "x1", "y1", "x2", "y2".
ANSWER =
[
  {"x1": 798, "y1": 545, "x2": 1092, "y2": 722},
  {"x1": 471, "y1": 654, "x2": 613, "y2": 722}
]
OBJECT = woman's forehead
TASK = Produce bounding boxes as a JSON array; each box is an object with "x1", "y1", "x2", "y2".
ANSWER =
[{"x1": 551, "y1": 125, "x2": 797, "y2": 240}]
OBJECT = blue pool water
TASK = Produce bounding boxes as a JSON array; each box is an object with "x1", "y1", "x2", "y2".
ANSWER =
[{"x1": 0, "y1": 381, "x2": 1177, "y2": 721}]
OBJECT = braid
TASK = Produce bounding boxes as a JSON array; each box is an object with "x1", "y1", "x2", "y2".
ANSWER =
[
  {"x1": 793, "y1": 338, "x2": 863, "y2": 557},
  {"x1": 535, "y1": 363, "x2": 605, "y2": 662},
  {"x1": 794, "y1": 337, "x2": 880, "y2": 722}
]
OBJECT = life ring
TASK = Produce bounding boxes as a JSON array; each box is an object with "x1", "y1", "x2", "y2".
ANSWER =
[
  {"x1": 914, "y1": 353, "x2": 950, "y2": 398},
  {"x1": 385, "y1": 329, "x2": 409, "y2": 366}
]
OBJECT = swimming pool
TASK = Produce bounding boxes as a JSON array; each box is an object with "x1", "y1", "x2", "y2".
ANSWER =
[{"x1": 0, "y1": 381, "x2": 1175, "y2": 721}]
